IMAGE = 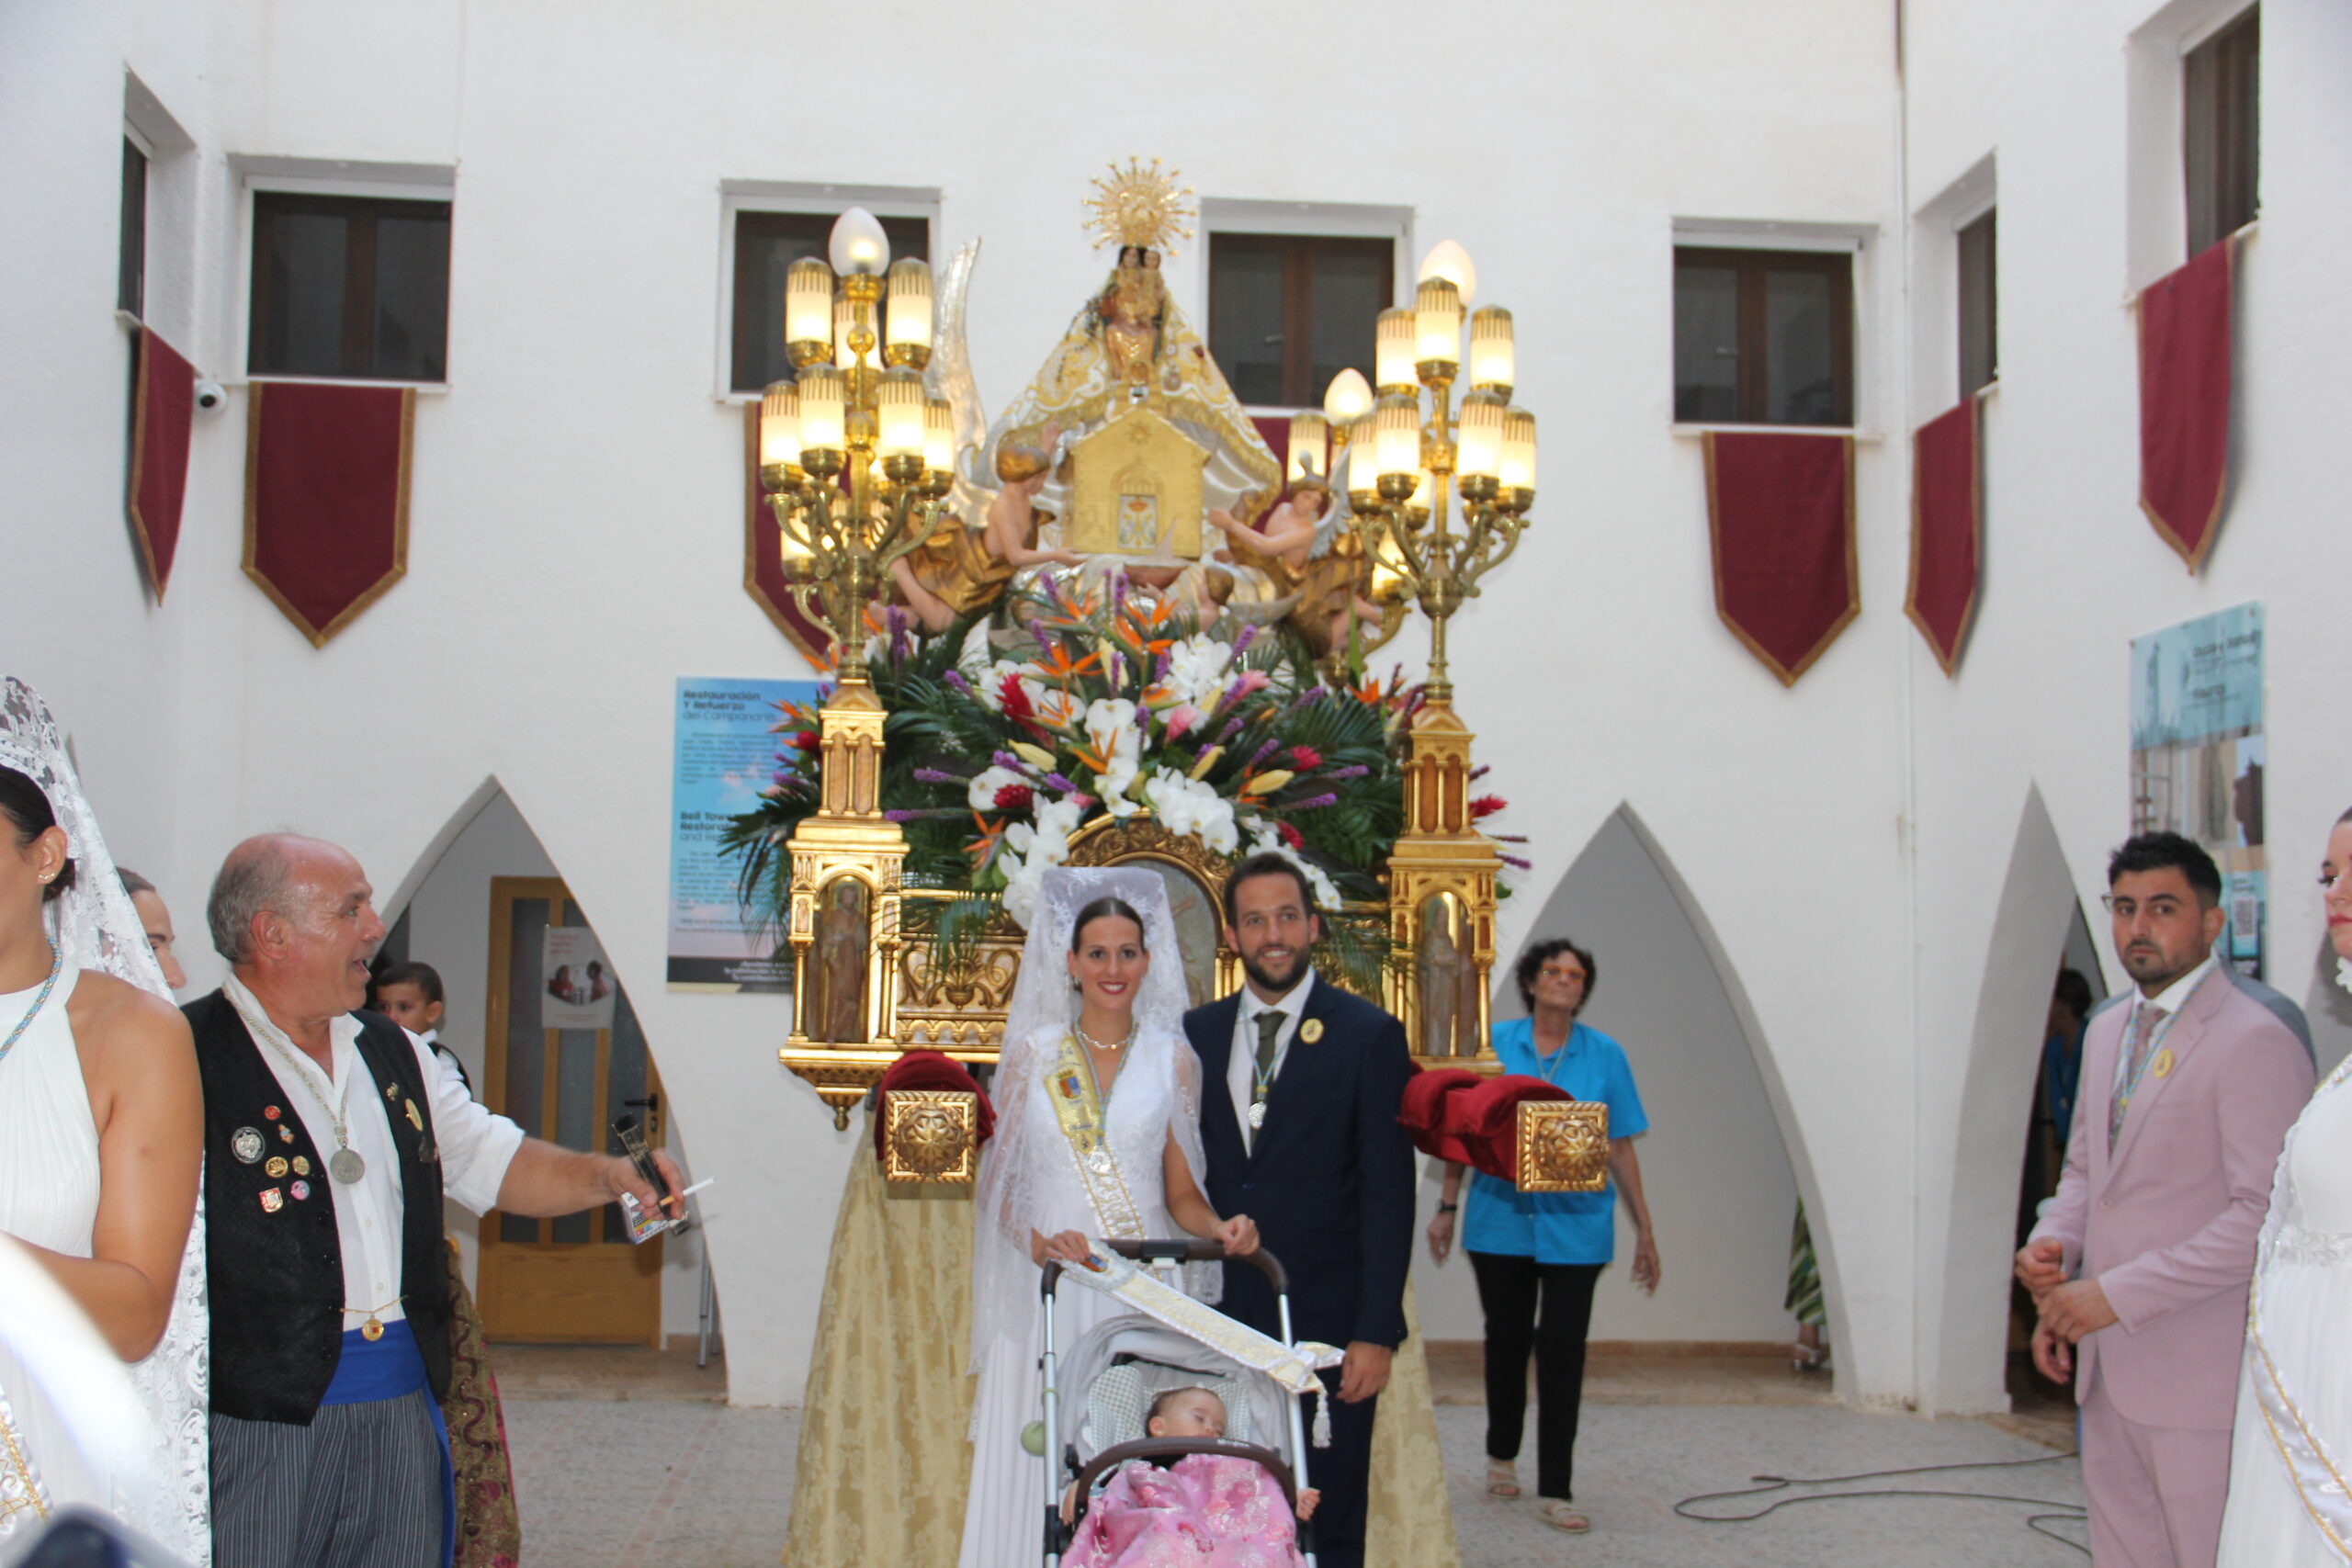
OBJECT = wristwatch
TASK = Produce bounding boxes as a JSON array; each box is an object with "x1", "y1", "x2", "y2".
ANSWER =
[{"x1": 1436, "y1": 1201, "x2": 1459, "y2": 1214}]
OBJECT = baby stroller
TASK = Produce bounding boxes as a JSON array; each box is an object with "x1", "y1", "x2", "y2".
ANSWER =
[{"x1": 1039, "y1": 1237, "x2": 1319, "y2": 1567}]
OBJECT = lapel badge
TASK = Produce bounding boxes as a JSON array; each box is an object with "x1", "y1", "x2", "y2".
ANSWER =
[
  {"x1": 263, "y1": 1105, "x2": 281, "y2": 1121},
  {"x1": 265, "y1": 1156, "x2": 289, "y2": 1179},
  {"x1": 386, "y1": 1083, "x2": 401, "y2": 1101},
  {"x1": 291, "y1": 1156, "x2": 311, "y2": 1177},
  {"x1": 232, "y1": 1127, "x2": 265, "y2": 1165},
  {"x1": 1058, "y1": 1071, "x2": 1083, "y2": 1100},
  {"x1": 1299, "y1": 1018, "x2": 1324, "y2": 1044},
  {"x1": 278, "y1": 1124, "x2": 296, "y2": 1143},
  {"x1": 2151, "y1": 1047, "x2": 2176, "y2": 1079},
  {"x1": 289, "y1": 1179, "x2": 311, "y2": 1201},
  {"x1": 258, "y1": 1187, "x2": 284, "y2": 1213},
  {"x1": 404, "y1": 1100, "x2": 424, "y2": 1132}
]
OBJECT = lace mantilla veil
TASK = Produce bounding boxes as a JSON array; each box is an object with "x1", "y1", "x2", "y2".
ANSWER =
[
  {"x1": 0, "y1": 678, "x2": 210, "y2": 1563},
  {"x1": 969, "y1": 866, "x2": 1215, "y2": 1372}
]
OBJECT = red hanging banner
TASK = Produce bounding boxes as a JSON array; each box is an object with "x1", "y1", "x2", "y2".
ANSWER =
[
  {"x1": 742, "y1": 401, "x2": 833, "y2": 668},
  {"x1": 127, "y1": 326, "x2": 197, "y2": 602},
  {"x1": 243, "y1": 382, "x2": 413, "y2": 647},
  {"x1": 2137, "y1": 240, "x2": 2233, "y2": 571},
  {"x1": 1702, "y1": 431, "x2": 1859, "y2": 686},
  {"x1": 1906, "y1": 397, "x2": 1982, "y2": 676}
]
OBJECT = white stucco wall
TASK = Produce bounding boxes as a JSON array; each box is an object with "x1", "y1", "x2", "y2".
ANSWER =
[{"x1": 4, "y1": 0, "x2": 2345, "y2": 1413}]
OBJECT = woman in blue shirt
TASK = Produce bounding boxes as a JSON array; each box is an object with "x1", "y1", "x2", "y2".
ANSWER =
[{"x1": 1427, "y1": 938, "x2": 1659, "y2": 1536}]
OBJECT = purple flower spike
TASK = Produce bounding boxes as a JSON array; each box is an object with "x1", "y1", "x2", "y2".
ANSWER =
[
  {"x1": 1113, "y1": 571, "x2": 1128, "y2": 610},
  {"x1": 771, "y1": 769, "x2": 794, "y2": 785},
  {"x1": 885, "y1": 809, "x2": 920, "y2": 823},
  {"x1": 913, "y1": 767, "x2": 967, "y2": 784},
  {"x1": 1248, "y1": 737, "x2": 1281, "y2": 768},
  {"x1": 1329, "y1": 764, "x2": 1369, "y2": 780},
  {"x1": 1046, "y1": 773, "x2": 1076, "y2": 794},
  {"x1": 1218, "y1": 715, "x2": 1247, "y2": 742},
  {"x1": 1292, "y1": 793, "x2": 1339, "y2": 809},
  {"x1": 1033, "y1": 623, "x2": 1057, "y2": 656},
  {"x1": 1232, "y1": 624, "x2": 1258, "y2": 655},
  {"x1": 941, "y1": 667, "x2": 971, "y2": 694},
  {"x1": 1500, "y1": 853, "x2": 1533, "y2": 871},
  {"x1": 1155, "y1": 648, "x2": 1172, "y2": 682},
  {"x1": 993, "y1": 750, "x2": 1023, "y2": 771},
  {"x1": 1291, "y1": 686, "x2": 1321, "y2": 709},
  {"x1": 1469, "y1": 763, "x2": 1491, "y2": 782}
]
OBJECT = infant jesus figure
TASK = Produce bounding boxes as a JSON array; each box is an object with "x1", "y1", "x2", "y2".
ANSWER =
[{"x1": 1063, "y1": 1386, "x2": 1318, "y2": 1567}]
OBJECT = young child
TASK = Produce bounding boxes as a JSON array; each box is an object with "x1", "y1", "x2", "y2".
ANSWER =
[
  {"x1": 1064, "y1": 1386, "x2": 1317, "y2": 1567},
  {"x1": 374, "y1": 960, "x2": 474, "y2": 1095}
]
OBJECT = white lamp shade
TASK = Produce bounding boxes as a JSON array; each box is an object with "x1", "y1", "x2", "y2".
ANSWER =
[
  {"x1": 1456, "y1": 391, "x2": 1506, "y2": 483},
  {"x1": 922, "y1": 396, "x2": 955, "y2": 473},
  {"x1": 876, "y1": 369, "x2": 925, "y2": 460},
  {"x1": 833, "y1": 299, "x2": 861, "y2": 370},
  {"x1": 1348, "y1": 414, "x2": 1379, "y2": 485},
  {"x1": 785, "y1": 257, "x2": 833, "y2": 346},
  {"x1": 1418, "y1": 239, "x2": 1477, "y2": 305},
  {"x1": 1414, "y1": 277, "x2": 1462, "y2": 367},
  {"x1": 1286, "y1": 412, "x2": 1329, "y2": 487},
  {"x1": 759, "y1": 382, "x2": 802, "y2": 468},
  {"x1": 1374, "y1": 393, "x2": 1420, "y2": 482},
  {"x1": 1374, "y1": 309, "x2": 1417, "y2": 389},
  {"x1": 1322, "y1": 367, "x2": 1374, "y2": 424},
  {"x1": 798, "y1": 367, "x2": 846, "y2": 454},
  {"x1": 1500, "y1": 406, "x2": 1537, "y2": 491},
  {"x1": 887, "y1": 258, "x2": 933, "y2": 352},
  {"x1": 1468, "y1": 307, "x2": 1515, "y2": 390},
  {"x1": 828, "y1": 207, "x2": 890, "y2": 276}
]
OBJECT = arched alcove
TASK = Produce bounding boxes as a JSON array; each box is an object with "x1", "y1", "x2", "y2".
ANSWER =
[
  {"x1": 378, "y1": 779, "x2": 710, "y2": 1361},
  {"x1": 1416, "y1": 805, "x2": 1819, "y2": 1360},
  {"x1": 1925, "y1": 784, "x2": 2094, "y2": 1410}
]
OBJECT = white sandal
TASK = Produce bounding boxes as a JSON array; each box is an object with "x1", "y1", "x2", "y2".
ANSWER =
[{"x1": 1485, "y1": 1460, "x2": 1521, "y2": 1499}]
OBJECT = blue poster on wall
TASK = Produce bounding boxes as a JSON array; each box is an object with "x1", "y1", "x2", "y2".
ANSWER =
[
  {"x1": 668, "y1": 676, "x2": 818, "y2": 990},
  {"x1": 2129, "y1": 603, "x2": 2264, "y2": 976}
]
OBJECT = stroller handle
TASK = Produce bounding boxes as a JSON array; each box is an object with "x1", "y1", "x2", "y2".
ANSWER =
[
  {"x1": 1040, "y1": 1236, "x2": 1290, "y2": 1297},
  {"x1": 1070, "y1": 1436, "x2": 1298, "y2": 1517}
]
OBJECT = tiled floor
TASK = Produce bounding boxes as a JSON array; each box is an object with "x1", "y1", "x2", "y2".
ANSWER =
[{"x1": 496, "y1": 1342, "x2": 2086, "y2": 1567}]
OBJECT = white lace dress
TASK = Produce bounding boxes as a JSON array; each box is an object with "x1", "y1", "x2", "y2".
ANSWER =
[
  {"x1": 2218, "y1": 1043, "x2": 2352, "y2": 1565},
  {"x1": 956, "y1": 1023, "x2": 1207, "y2": 1568},
  {"x1": 0, "y1": 969, "x2": 209, "y2": 1563}
]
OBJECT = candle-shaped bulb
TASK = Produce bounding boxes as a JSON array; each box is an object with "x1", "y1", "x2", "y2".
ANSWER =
[
  {"x1": 1417, "y1": 239, "x2": 1477, "y2": 305},
  {"x1": 1322, "y1": 367, "x2": 1374, "y2": 424},
  {"x1": 828, "y1": 207, "x2": 890, "y2": 276}
]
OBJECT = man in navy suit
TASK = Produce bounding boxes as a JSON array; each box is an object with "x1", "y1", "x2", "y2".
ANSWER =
[{"x1": 1185, "y1": 852, "x2": 1417, "y2": 1568}]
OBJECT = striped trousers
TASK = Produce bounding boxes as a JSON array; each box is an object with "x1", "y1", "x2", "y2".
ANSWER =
[{"x1": 210, "y1": 1393, "x2": 444, "y2": 1568}]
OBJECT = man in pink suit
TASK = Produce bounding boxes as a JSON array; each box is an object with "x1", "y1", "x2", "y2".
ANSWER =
[{"x1": 2018, "y1": 832, "x2": 2312, "y2": 1568}]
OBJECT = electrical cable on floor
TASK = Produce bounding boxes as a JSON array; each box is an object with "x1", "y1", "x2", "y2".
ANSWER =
[{"x1": 1672, "y1": 1450, "x2": 2090, "y2": 1556}]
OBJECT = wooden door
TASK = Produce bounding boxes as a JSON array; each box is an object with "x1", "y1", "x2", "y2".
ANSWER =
[{"x1": 476, "y1": 876, "x2": 665, "y2": 1345}]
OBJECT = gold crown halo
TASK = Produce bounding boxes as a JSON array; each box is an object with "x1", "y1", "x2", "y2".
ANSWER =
[{"x1": 1084, "y1": 157, "x2": 1195, "y2": 254}]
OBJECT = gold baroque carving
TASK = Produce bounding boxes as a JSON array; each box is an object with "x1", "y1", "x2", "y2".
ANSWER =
[
  {"x1": 883, "y1": 1089, "x2": 979, "y2": 1184},
  {"x1": 1516, "y1": 1100, "x2": 1610, "y2": 1193}
]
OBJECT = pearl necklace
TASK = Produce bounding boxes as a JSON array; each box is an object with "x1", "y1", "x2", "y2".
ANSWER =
[{"x1": 1075, "y1": 1021, "x2": 1133, "y2": 1054}]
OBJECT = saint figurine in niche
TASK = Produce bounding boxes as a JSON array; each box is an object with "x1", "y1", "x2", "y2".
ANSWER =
[
  {"x1": 1418, "y1": 894, "x2": 1466, "y2": 1056},
  {"x1": 810, "y1": 878, "x2": 871, "y2": 1044}
]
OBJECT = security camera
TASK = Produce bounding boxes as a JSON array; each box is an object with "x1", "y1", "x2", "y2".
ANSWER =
[{"x1": 194, "y1": 379, "x2": 226, "y2": 412}]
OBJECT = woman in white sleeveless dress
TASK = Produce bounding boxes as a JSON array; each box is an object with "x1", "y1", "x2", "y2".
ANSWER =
[
  {"x1": 958, "y1": 866, "x2": 1258, "y2": 1568},
  {"x1": 0, "y1": 679, "x2": 210, "y2": 1562},
  {"x1": 2217, "y1": 807, "x2": 2352, "y2": 1565}
]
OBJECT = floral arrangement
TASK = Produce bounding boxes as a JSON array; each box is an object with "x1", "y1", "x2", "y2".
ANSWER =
[{"x1": 722, "y1": 579, "x2": 1517, "y2": 936}]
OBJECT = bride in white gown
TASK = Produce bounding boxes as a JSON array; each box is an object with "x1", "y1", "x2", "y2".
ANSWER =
[
  {"x1": 2218, "y1": 807, "x2": 2352, "y2": 1566},
  {"x1": 957, "y1": 866, "x2": 1257, "y2": 1568},
  {"x1": 0, "y1": 678, "x2": 209, "y2": 1562}
]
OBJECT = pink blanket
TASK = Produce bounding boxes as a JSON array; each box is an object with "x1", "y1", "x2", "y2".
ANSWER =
[{"x1": 1069, "y1": 1453, "x2": 1304, "y2": 1567}]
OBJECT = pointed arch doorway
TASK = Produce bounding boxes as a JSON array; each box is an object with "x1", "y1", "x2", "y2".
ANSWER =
[{"x1": 475, "y1": 875, "x2": 669, "y2": 1345}]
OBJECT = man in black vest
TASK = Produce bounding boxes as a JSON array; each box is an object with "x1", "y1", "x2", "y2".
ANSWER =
[
  {"x1": 190, "y1": 834, "x2": 679, "y2": 1568},
  {"x1": 1183, "y1": 852, "x2": 1416, "y2": 1568}
]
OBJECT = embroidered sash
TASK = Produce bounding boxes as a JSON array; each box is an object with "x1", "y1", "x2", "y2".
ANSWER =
[
  {"x1": 1047, "y1": 1033, "x2": 1146, "y2": 1242},
  {"x1": 1060, "y1": 1247, "x2": 1345, "y2": 1445}
]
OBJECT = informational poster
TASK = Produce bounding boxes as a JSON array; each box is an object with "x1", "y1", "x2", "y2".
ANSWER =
[
  {"x1": 541, "y1": 926, "x2": 617, "y2": 1029},
  {"x1": 2130, "y1": 603, "x2": 2265, "y2": 976},
  {"x1": 668, "y1": 677, "x2": 816, "y2": 990}
]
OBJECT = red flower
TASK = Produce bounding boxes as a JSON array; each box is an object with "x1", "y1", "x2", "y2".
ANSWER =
[
  {"x1": 793, "y1": 730, "x2": 821, "y2": 753},
  {"x1": 1469, "y1": 795, "x2": 1507, "y2": 819},
  {"x1": 992, "y1": 784, "x2": 1035, "y2": 814},
  {"x1": 1276, "y1": 820, "x2": 1305, "y2": 850},
  {"x1": 1288, "y1": 745, "x2": 1323, "y2": 772}
]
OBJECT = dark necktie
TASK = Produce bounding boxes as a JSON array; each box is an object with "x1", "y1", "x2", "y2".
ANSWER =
[{"x1": 1254, "y1": 1010, "x2": 1284, "y2": 1086}]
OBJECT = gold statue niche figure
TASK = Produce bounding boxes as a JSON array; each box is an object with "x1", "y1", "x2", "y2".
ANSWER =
[{"x1": 1099, "y1": 245, "x2": 1169, "y2": 390}]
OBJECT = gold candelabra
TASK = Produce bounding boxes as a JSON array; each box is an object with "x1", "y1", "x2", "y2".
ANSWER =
[{"x1": 757, "y1": 209, "x2": 957, "y2": 685}]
